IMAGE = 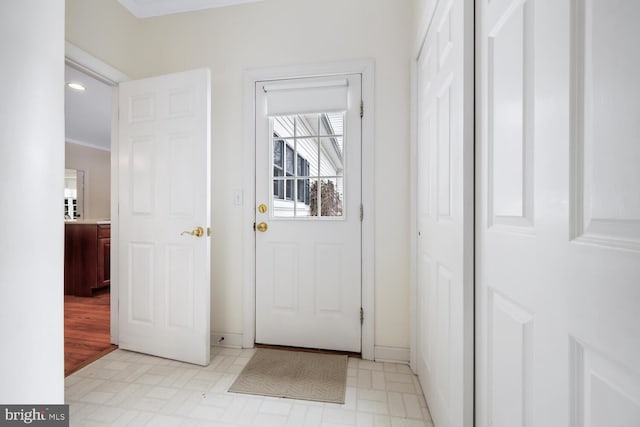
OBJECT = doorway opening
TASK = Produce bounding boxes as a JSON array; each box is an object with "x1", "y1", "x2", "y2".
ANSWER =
[{"x1": 63, "y1": 51, "x2": 121, "y2": 375}]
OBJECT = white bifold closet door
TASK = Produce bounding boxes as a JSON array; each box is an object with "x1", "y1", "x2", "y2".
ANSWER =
[
  {"x1": 476, "y1": 0, "x2": 640, "y2": 426},
  {"x1": 415, "y1": 0, "x2": 475, "y2": 426}
]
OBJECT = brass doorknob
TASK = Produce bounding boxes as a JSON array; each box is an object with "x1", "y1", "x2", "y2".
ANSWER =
[
  {"x1": 181, "y1": 226, "x2": 204, "y2": 237},
  {"x1": 256, "y1": 222, "x2": 268, "y2": 232}
]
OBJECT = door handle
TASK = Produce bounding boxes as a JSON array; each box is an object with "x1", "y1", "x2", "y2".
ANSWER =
[
  {"x1": 181, "y1": 226, "x2": 204, "y2": 237},
  {"x1": 256, "y1": 222, "x2": 268, "y2": 232}
]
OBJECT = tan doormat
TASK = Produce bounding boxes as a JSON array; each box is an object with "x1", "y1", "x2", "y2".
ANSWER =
[{"x1": 228, "y1": 348, "x2": 348, "y2": 403}]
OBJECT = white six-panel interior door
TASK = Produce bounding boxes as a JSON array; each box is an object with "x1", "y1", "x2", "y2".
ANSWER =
[
  {"x1": 416, "y1": 0, "x2": 639, "y2": 426},
  {"x1": 117, "y1": 69, "x2": 212, "y2": 366},
  {"x1": 476, "y1": 0, "x2": 640, "y2": 425}
]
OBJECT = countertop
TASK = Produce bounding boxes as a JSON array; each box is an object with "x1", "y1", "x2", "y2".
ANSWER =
[{"x1": 65, "y1": 219, "x2": 111, "y2": 225}]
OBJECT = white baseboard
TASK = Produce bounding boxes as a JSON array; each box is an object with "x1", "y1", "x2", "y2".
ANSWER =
[
  {"x1": 211, "y1": 332, "x2": 245, "y2": 349},
  {"x1": 374, "y1": 346, "x2": 410, "y2": 364},
  {"x1": 210, "y1": 334, "x2": 407, "y2": 363}
]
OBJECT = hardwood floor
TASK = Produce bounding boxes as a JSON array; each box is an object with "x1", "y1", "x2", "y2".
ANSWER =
[{"x1": 64, "y1": 288, "x2": 117, "y2": 376}]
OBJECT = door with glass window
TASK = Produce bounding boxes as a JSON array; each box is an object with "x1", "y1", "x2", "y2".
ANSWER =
[{"x1": 255, "y1": 75, "x2": 362, "y2": 352}]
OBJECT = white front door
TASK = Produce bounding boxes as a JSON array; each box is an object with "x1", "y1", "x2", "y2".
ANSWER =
[
  {"x1": 477, "y1": 0, "x2": 640, "y2": 425},
  {"x1": 415, "y1": 0, "x2": 474, "y2": 426},
  {"x1": 255, "y1": 75, "x2": 362, "y2": 352},
  {"x1": 118, "y1": 69, "x2": 211, "y2": 366}
]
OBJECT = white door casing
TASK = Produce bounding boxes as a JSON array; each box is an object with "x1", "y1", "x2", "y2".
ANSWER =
[
  {"x1": 118, "y1": 69, "x2": 211, "y2": 366},
  {"x1": 65, "y1": 42, "x2": 130, "y2": 345},
  {"x1": 255, "y1": 75, "x2": 362, "y2": 352},
  {"x1": 477, "y1": 0, "x2": 640, "y2": 426},
  {"x1": 414, "y1": 0, "x2": 474, "y2": 426}
]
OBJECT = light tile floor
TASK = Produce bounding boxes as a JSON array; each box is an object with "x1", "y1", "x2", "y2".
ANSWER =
[{"x1": 65, "y1": 347, "x2": 434, "y2": 427}]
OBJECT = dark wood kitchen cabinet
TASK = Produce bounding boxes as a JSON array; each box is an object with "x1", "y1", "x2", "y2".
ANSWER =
[{"x1": 64, "y1": 223, "x2": 111, "y2": 296}]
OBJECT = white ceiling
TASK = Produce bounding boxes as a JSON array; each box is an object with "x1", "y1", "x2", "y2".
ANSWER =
[
  {"x1": 65, "y1": 65, "x2": 112, "y2": 150},
  {"x1": 118, "y1": 0, "x2": 263, "y2": 18}
]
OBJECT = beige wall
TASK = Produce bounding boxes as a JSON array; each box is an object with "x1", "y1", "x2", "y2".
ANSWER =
[
  {"x1": 65, "y1": 0, "x2": 141, "y2": 77},
  {"x1": 65, "y1": 142, "x2": 111, "y2": 220},
  {"x1": 66, "y1": 0, "x2": 414, "y2": 351}
]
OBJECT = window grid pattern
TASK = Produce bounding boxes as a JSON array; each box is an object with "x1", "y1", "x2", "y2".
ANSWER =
[{"x1": 271, "y1": 113, "x2": 345, "y2": 218}]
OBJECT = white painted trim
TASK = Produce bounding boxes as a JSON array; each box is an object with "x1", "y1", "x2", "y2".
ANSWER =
[
  {"x1": 65, "y1": 138, "x2": 111, "y2": 152},
  {"x1": 64, "y1": 42, "x2": 130, "y2": 346},
  {"x1": 211, "y1": 332, "x2": 245, "y2": 349},
  {"x1": 461, "y1": 4, "x2": 476, "y2": 427},
  {"x1": 374, "y1": 346, "x2": 411, "y2": 364},
  {"x1": 360, "y1": 62, "x2": 376, "y2": 362},
  {"x1": 242, "y1": 59, "x2": 375, "y2": 359},
  {"x1": 65, "y1": 42, "x2": 129, "y2": 84},
  {"x1": 118, "y1": 0, "x2": 264, "y2": 19},
  {"x1": 242, "y1": 72, "x2": 257, "y2": 350},
  {"x1": 109, "y1": 88, "x2": 120, "y2": 345},
  {"x1": 409, "y1": 60, "x2": 418, "y2": 375}
]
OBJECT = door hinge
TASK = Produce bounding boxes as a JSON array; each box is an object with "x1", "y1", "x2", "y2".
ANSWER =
[
  {"x1": 360, "y1": 204, "x2": 364, "y2": 222},
  {"x1": 360, "y1": 307, "x2": 364, "y2": 325},
  {"x1": 360, "y1": 100, "x2": 364, "y2": 119}
]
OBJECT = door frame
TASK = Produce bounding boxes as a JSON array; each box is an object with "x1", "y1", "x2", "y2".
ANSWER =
[
  {"x1": 65, "y1": 42, "x2": 130, "y2": 345},
  {"x1": 409, "y1": 0, "x2": 475, "y2": 425},
  {"x1": 242, "y1": 60, "x2": 375, "y2": 360}
]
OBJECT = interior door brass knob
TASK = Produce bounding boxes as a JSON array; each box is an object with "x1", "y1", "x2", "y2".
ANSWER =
[
  {"x1": 181, "y1": 226, "x2": 204, "y2": 237},
  {"x1": 256, "y1": 222, "x2": 268, "y2": 232}
]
